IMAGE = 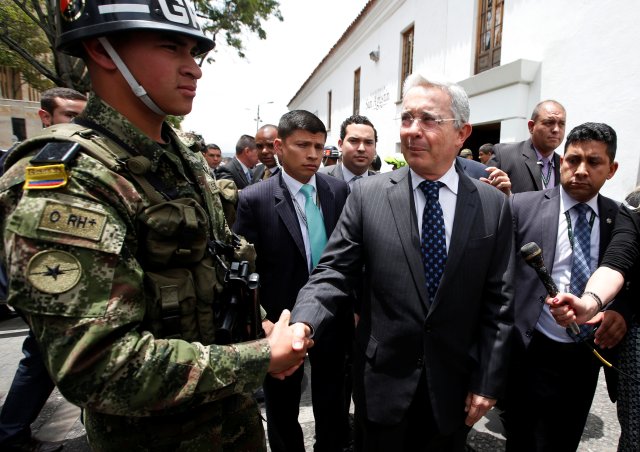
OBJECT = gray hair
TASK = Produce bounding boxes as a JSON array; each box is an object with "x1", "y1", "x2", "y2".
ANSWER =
[
  {"x1": 625, "y1": 185, "x2": 640, "y2": 211},
  {"x1": 402, "y1": 73, "x2": 470, "y2": 129}
]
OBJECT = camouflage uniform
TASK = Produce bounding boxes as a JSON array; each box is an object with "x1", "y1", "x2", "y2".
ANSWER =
[{"x1": 0, "y1": 94, "x2": 269, "y2": 451}]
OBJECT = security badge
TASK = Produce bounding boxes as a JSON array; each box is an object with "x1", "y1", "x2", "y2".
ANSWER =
[{"x1": 27, "y1": 250, "x2": 82, "y2": 294}]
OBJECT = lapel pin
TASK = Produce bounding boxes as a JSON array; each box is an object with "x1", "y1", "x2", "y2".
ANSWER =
[{"x1": 606, "y1": 218, "x2": 612, "y2": 224}]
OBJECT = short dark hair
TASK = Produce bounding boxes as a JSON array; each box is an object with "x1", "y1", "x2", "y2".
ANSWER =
[
  {"x1": 40, "y1": 87, "x2": 86, "y2": 114},
  {"x1": 206, "y1": 143, "x2": 221, "y2": 151},
  {"x1": 530, "y1": 100, "x2": 565, "y2": 122},
  {"x1": 339, "y1": 114, "x2": 378, "y2": 142},
  {"x1": 370, "y1": 154, "x2": 381, "y2": 171},
  {"x1": 478, "y1": 143, "x2": 494, "y2": 154},
  {"x1": 235, "y1": 134, "x2": 256, "y2": 155},
  {"x1": 278, "y1": 110, "x2": 326, "y2": 141},
  {"x1": 564, "y1": 122, "x2": 617, "y2": 161}
]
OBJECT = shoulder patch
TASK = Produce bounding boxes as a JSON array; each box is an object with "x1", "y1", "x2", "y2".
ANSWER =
[
  {"x1": 6, "y1": 193, "x2": 125, "y2": 254},
  {"x1": 26, "y1": 250, "x2": 82, "y2": 294},
  {"x1": 38, "y1": 200, "x2": 107, "y2": 241},
  {"x1": 24, "y1": 164, "x2": 68, "y2": 190}
]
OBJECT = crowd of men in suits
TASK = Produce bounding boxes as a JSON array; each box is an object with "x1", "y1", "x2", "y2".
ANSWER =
[{"x1": 182, "y1": 77, "x2": 638, "y2": 452}]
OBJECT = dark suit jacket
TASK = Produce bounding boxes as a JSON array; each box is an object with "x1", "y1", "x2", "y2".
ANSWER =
[
  {"x1": 488, "y1": 138, "x2": 560, "y2": 193},
  {"x1": 251, "y1": 164, "x2": 279, "y2": 183},
  {"x1": 456, "y1": 156, "x2": 487, "y2": 180},
  {"x1": 510, "y1": 186, "x2": 629, "y2": 400},
  {"x1": 291, "y1": 165, "x2": 515, "y2": 433},
  {"x1": 215, "y1": 157, "x2": 253, "y2": 189},
  {"x1": 233, "y1": 172, "x2": 349, "y2": 320},
  {"x1": 317, "y1": 162, "x2": 377, "y2": 181}
]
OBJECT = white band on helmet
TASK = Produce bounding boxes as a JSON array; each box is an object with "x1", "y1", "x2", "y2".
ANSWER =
[{"x1": 98, "y1": 37, "x2": 166, "y2": 116}]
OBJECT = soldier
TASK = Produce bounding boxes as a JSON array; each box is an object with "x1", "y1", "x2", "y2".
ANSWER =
[
  {"x1": 0, "y1": 87, "x2": 85, "y2": 452},
  {"x1": 0, "y1": 1, "x2": 309, "y2": 451}
]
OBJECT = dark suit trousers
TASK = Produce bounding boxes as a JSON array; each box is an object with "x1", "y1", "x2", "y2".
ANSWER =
[
  {"x1": 264, "y1": 316, "x2": 350, "y2": 452},
  {"x1": 354, "y1": 372, "x2": 470, "y2": 452},
  {"x1": 264, "y1": 365, "x2": 305, "y2": 452},
  {"x1": 0, "y1": 329, "x2": 55, "y2": 444},
  {"x1": 505, "y1": 331, "x2": 600, "y2": 452}
]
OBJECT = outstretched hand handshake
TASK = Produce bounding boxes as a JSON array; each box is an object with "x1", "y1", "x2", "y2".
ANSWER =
[{"x1": 266, "y1": 310, "x2": 313, "y2": 380}]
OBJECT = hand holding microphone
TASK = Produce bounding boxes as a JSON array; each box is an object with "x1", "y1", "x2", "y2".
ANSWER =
[{"x1": 520, "y1": 242, "x2": 581, "y2": 336}]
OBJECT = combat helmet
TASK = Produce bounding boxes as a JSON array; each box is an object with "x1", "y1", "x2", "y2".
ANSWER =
[
  {"x1": 55, "y1": 0, "x2": 214, "y2": 116},
  {"x1": 56, "y1": 0, "x2": 215, "y2": 57},
  {"x1": 323, "y1": 145, "x2": 340, "y2": 159}
]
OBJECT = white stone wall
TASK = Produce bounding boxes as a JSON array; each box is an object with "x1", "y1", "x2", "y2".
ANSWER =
[
  {"x1": 0, "y1": 99, "x2": 41, "y2": 150},
  {"x1": 289, "y1": 0, "x2": 640, "y2": 201}
]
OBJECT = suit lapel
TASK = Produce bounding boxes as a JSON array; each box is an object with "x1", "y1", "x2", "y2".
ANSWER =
[
  {"x1": 552, "y1": 153, "x2": 561, "y2": 188},
  {"x1": 316, "y1": 174, "x2": 338, "y2": 232},
  {"x1": 431, "y1": 169, "x2": 477, "y2": 312},
  {"x1": 523, "y1": 140, "x2": 543, "y2": 190},
  {"x1": 233, "y1": 159, "x2": 252, "y2": 186},
  {"x1": 387, "y1": 168, "x2": 428, "y2": 310},
  {"x1": 541, "y1": 187, "x2": 561, "y2": 269},
  {"x1": 274, "y1": 174, "x2": 307, "y2": 263},
  {"x1": 597, "y1": 195, "x2": 617, "y2": 263},
  {"x1": 330, "y1": 164, "x2": 344, "y2": 181}
]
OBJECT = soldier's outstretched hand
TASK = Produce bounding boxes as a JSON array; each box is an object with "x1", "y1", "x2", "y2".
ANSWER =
[{"x1": 267, "y1": 310, "x2": 313, "y2": 379}]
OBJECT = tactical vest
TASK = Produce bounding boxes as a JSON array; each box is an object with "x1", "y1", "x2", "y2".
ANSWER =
[{"x1": 4, "y1": 123, "x2": 255, "y2": 345}]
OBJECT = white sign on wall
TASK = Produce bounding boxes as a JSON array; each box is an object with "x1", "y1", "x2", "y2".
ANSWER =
[{"x1": 366, "y1": 87, "x2": 390, "y2": 110}]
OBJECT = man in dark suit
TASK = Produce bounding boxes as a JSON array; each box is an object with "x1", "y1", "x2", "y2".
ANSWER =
[
  {"x1": 234, "y1": 110, "x2": 350, "y2": 452},
  {"x1": 319, "y1": 115, "x2": 378, "y2": 188},
  {"x1": 456, "y1": 154, "x2": 494, "y2": 180},
  {"x1": 289, "y1": 74, "x2": 515, "y2": 451},
  {"x1": 202, "y1": 143, "x2": 222, "y2": 176},
  {"x1": 216, "y1": 134, "x2": 259, "y2": 188},
  {"x1": 488, "y1": 100, "x2": 566, "y2": 193},
  {"x1": 505, "y1": 122, "x2": 627, "y2": 451},
  {"x1": 252, "y1": 124, "x2": 280, "y2": 181}
]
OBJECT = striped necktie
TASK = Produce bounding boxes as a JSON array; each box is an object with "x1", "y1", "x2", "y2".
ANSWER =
[{"x1": 567, "y1": 203, "x2": 596, "y2": 342}]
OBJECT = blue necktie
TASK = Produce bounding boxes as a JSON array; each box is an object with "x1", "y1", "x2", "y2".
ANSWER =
[
  {"x1": 567, "y1": 203, "x2": 594, "y2": 342},
  {"x1": 300, "y1": 184, "x2": 327, "y2": 268},
  {"x1": 419, "y1": 181, "x2": 447, "y2": 303}
]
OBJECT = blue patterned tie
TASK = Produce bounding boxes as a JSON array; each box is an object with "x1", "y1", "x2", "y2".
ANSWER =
[
  {"x1": 419, "y1": 181, "x2": 447, "y2": 303},
  {"x1": 567, "y1": 203, "x2": 595, "y2": 342},
  {"x1": 300, "y1": 184, "x2": 327, "y2": 268}
]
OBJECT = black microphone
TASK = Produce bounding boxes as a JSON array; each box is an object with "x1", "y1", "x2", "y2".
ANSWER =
[{"x1": 520, "y1": 242, "x2": 580, "y2": 335}]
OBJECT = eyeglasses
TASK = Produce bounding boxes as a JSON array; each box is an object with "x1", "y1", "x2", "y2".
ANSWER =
[{"x1": 399, "y1": 111, "x2": 457, "y2": 130}]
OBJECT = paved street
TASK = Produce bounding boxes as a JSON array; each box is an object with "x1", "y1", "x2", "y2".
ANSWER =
[{"x1": 0, "y1": 314, "x2": 621, "y2": 451}]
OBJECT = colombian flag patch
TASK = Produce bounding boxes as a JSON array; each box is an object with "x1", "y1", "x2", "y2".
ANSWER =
[{"x1": 24, "y1": 164, "x2": 68, "y2": 190}]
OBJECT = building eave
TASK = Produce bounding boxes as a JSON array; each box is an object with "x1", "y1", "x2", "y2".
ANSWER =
[{"x1": 287, "y1": 0, "x2": 377, "y2": 108}]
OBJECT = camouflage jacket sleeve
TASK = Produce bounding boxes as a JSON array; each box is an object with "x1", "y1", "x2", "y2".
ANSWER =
[{"x1": 0, "y1": 154, "x2": 270, "y2": 417}]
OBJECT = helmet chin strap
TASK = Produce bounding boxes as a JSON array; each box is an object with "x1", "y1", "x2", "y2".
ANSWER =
[{"x1": 98, "y1": 37, "x2": 167, "y2": 116}]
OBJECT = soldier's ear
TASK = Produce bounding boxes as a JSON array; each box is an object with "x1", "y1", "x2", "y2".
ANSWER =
[{"x1": 82, "y1": 38, "x2": 118, "y2": 71}]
